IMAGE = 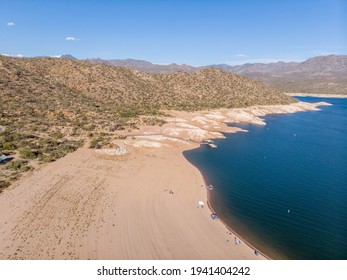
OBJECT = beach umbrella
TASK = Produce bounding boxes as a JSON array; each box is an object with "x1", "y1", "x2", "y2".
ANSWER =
[{"x1": 198, "y1": 201, "x2": 205, "y2": 207}]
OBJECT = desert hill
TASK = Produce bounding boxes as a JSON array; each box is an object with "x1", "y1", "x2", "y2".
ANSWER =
[
  {"x1": 1, "y1": 55, "x2": 294, "y2": 117},
  {"x1": 86, "y1": 55, "x2": 347, "y2": 94},
  {"x1": 210, "y1": 55, "x2": 347, "y2": 94},
  {"x1": 0, "y1": 55, "x2": 294, "y2": 189}
]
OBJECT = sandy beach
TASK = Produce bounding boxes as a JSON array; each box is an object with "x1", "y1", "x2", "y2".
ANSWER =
[{"x1": 0, "y1": 101, "x2": 329, "y2": 260}]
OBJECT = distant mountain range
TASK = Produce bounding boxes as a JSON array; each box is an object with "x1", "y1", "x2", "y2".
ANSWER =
[
  {"x1": 85, "y1": 58, "x2": 196, "y2": 73},
  {"x1": 210, "y1": 55, "x2": 347, "y2": 94},
  {"x1": 85, "y1": 55, "x2": 347, "y2": 94},
  {"x1": 8, "y1": 53, "x2": 347, "y2": 94}
]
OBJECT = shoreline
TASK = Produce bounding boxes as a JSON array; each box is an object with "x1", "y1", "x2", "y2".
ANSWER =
[
  {"x1": 182, "y1": 147, "x2": 271, "y2": 259},
  {"x1": 286, "y1": 92, "x2": 347, "y2": 98},
  {"x1": 206, "y1": 199, "x2": 272, "y2": 260},
  {"x1": 181, "y1": 145, "x2": 271, "y2": 259},
  {"x1": 178, "y1": 100, "x2": 332, "y2": 260},
  {"x1": 205, "y1": 183, "x2": 272, "y2": 260},
  {"x1": 0, "y1": 101, "x2": 330, "y2": 260}
]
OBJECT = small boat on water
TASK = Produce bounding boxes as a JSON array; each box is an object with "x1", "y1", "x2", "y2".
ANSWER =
[{"x1": 203, "y1": 139, "x2": 217, "y2": 148}]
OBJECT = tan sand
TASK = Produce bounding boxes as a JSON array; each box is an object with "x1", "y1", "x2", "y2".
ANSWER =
[
  {"x1": 0, "y1": 144, "x2": 262, "y2": 260},
  {"x1": 0, "y1": 101, "x2": 329, "y2": 260}
]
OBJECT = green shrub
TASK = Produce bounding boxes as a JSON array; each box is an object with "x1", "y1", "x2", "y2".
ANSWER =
[
  {"x1": 43, "y1": 156, "x2": 55, "y2": 163},
  {"x1": 19, "y1": 147, "x2": 39, "y2": 159},
  {"x1": 3, "y1": 142, "x2": 16, "y2": 150},
  {"x1": 119, "y1": 108, "x2": 139, "y2": 118},
  {"x1": 1, "y1": 150, "x2": 15, "y2": 156},
  {"x1": 0, "y1": 180, "x2": 11, "y2": 190},
  {"x1": 5, "y1": 159, "x2": 30, "y2": 171},
  {"x1": 54, "y1": 132, "x2": 63, "y2": 139},
  {"x1": 89, "y1": 137, "x2": 99, "y2": 148}
]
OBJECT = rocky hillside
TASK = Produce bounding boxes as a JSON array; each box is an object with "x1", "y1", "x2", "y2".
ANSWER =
[
  {"x1": 86, "y1": 55, "x2": 347, "y2": 94},
  {"x1": 0, "y1": 55, "x2": 294, "y2": 189},
  {"x1": 1, "y1": 55, "x2": 294, "y2": 114},
  {"x1": 210, "y1": 55, "x2": 347, "y2": 94}
]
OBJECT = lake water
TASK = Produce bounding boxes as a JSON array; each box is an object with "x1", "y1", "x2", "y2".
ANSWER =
[{"x1": 184, "y1": 97, "x2": 347, "y2": 259}]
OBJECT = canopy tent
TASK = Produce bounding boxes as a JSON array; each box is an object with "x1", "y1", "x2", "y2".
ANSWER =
[{"x1": 0, "y1": 155, "x2": 13, "y2": 164}]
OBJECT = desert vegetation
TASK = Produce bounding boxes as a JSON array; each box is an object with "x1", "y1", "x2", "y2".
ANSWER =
[{"x1": 0, "y1": 55, "x2": 295, "y2": 189}]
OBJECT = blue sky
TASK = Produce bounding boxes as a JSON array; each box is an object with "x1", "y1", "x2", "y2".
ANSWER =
[{"x1": 0, "y1": 0, "x2": 346, "y2": 65}]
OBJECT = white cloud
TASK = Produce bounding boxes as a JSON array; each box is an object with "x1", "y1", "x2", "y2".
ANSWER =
[
  {"x1": 7, "y1": 22, "x2": 15, "y2": 26},
  {"x1": 16, "y1": 54, "x2": 24, "y2": 58},
  {"x1": 65, "y1": 36, "x2": 79, "y2": 41},
  {"x1": 235, "y1": 54, "x2": 249, "y2": 58},
  {"x1": 1, "y1": 54, "x2": 10, "y2": 57},
  {"x1": 49, "y1": 55, "x2": 62, "y2": 58}
]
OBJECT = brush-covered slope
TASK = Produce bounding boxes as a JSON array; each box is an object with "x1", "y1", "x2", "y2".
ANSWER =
[
  {"x1": 0, "y1": 55, "x2": 295, "y2": 189},
  {"x1": 0, "y1": 54, "x2": 295, "y2": 144},
  {"x1": 87, "y1": 54, "x2": 347, "y2": 94},
  {"x1": 1, "y1": 55, "x2": 294, "y2": 112},
  {"x1": 154, "y1": 69, "x2": 295, "y2": 110}
]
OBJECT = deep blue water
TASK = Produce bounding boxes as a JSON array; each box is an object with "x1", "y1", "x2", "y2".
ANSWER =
[{"x1": 184, "y1": 97, "x2": 347, "y2": 259}]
